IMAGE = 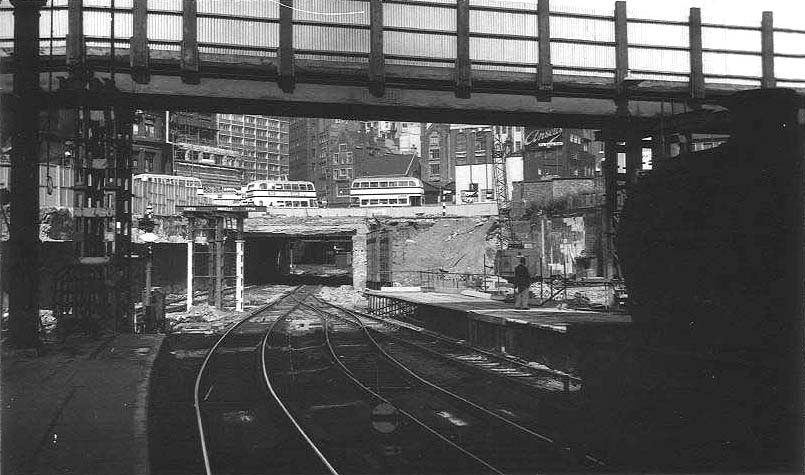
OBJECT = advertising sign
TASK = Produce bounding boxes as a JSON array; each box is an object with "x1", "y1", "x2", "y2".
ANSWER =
[{"x1": 524, "y1": 128, "x2": 563, "y2": 149}]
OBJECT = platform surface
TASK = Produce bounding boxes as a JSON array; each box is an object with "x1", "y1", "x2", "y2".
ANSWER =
[
  {"x1": 1, "y1": 332, "x2": 164, "y2": 475},
  {"x1": 366, "y1": 289, "x2": 631, "y2": 333}
]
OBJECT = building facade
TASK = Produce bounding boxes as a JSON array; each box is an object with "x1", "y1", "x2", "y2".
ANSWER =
[
  {"x1": 522, "y1": 128, "x2": 600, "y2": 180},
  {"x1": 289, "y1": 118, "x2": 421, "y2": 207},
  {"x1": 132, "y1": 110, "x2": 171, "y2": 175},
  {"x1": 171, "y1": 142, "x2": 245, "y2": 191},
  {"x1": 216, "y1": 114, "x2": 289, "y2": 182},
  {"x1": 169, "y1": 111, "x2": 217, "y2": 147}
]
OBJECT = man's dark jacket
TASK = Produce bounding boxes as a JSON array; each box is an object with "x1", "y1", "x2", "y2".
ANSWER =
[{"x1": 514, "y1": 263, "x2": 530, "y2": 291}]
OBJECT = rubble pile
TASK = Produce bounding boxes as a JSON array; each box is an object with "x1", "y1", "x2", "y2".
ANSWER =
[
  {"x1": 166, "y1": 304, "x2": 246, "y2": 334},
  {"x1": 316, "y1": 285, "x2": 368, "y2": 311}
]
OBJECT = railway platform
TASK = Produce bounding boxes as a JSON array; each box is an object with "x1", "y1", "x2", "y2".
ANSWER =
[
  {"x1": 365, "y1": 289, "x2": 632, "y2": 376},
  {"x1": 1, "y1": 332, "x2": 164, "y2": 475}
]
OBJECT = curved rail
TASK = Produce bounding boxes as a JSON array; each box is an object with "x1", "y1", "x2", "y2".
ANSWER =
[
  {"x1": 303, "y1": 296, "x2": 505, "y2": 475},
  {"x1": 194, "y1": 285, "x2": 337, "y2": 475},
  {"x1": 306, "y1": 295, "x2": 605, "y2": 468},
  {"x1": 259, "y1": 299, "x2": 339, "y2": 475}
]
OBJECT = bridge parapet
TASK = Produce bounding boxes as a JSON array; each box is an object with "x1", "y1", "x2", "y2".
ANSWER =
[{"x1": 1, "y1": 1, "x2": 803, "y2": 122}]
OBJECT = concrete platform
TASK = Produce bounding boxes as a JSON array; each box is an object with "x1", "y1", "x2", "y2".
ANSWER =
[
  {"x1": 365, "y1": 290, "x2": 632, "y2": 376},
  {"x1": 1, "y1": 333, "x2": 165, "y2": 475},
  {"x1": 366, "y1": 289, "x2": 631, "y2": 332}
]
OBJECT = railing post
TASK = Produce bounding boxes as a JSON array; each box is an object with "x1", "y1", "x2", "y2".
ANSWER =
[
  {"x1": 614, "y1": 1, "x2": 628, "y2": 97},
  {"x1": 66, "y1": 0, "x2": 87, "y2": 85},
  {"x1": 368, "y1": 0, "x2": 385, "y2": 97},
  {"x1": 761, "y1": 11, "x2": 775, "y2": 88},
  {"x1": 181, "y1": 0, "x2": 199, "y2": 84},
  {"x1": 454, "y1": 0, "x2": 471, "y2": 99},
  {"x1": 278, "y1": 0, "x2": 296, "y2": 93},
  {"x1": 536, "y1": 0, "x2": 552, "y2": 101},
  {"x1": 688, "y1": 7, "x2": 704, "y2": 101},
  {"x1": 131, "y1": 0, "x2": 149, "y2": 84}
]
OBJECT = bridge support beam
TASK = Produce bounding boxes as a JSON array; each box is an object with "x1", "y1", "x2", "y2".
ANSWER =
[
  {"x1": 368, "y1": 0, "x2": 385, "y2": 97},
  {"x1": 454, "y1": 0, "x2": 471, "y2": 99},
  {"x1": 536, "y1": 0, "x2": 552, "y2": 101},
  {"x1": 688, "y1": 8, "x2": 705, "y2": 102},
  {"x1": 8, "y1": 0, "x2": 46, "y2": 349}
]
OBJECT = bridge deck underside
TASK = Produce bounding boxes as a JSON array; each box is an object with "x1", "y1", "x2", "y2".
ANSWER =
[{"x1": 2, "y1": 48, "x2": 803, "y2": 127}]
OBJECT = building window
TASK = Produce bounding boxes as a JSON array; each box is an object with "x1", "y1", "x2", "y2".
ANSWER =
[
  {"x1": 430, "y1": 163, "x2": 440, "y2": 176},
  {"x1": 475, "y1": 133, "x2": 486, "y2": 152},
  {"x1": 339, "y1": 143, "x2": 348, "y2": 152},
  {"x1": 144, "y1": 151, "x2": 155, "y2": 172}
]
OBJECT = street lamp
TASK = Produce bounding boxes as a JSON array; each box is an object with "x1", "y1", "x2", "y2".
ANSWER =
[{"x1": 138, "y1": 205, "x2": 157, "y2": 333}]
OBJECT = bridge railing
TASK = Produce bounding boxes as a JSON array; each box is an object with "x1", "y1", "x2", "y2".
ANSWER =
[{"x1": 0, "y1": 1, "x2": 803, "y2": 95}]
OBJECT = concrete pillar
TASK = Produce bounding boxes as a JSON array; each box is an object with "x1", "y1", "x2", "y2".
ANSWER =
[
  {"x1": 235, "y1": 239, "x2": 244, "y2": 311},
  {"x1": 186, "y1": 239, "x2": 193, "y2": 311},
  {"x1": 352, "y1": 224, "x2": 368, "y2": 289},
  {"x1": 8, "y1": 0, "x2": 46, "y2": 349}
]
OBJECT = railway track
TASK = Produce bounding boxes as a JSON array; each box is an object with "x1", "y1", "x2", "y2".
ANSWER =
[
  {"x1": 195, "y1": 286, "x2": 601, "y2": 474},
  {"x1": 300, "y1": 295, "x2": 600, "y2": 473}
]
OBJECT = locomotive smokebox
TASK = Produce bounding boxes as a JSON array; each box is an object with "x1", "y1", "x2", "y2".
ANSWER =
[{"x1": 617, "y1": 88, "x2": 802, "y2": 350}]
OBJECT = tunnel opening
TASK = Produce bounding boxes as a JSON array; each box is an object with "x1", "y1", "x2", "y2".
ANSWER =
[{"x1": 245, "y1": 234, "x2": 354, "y2": 287}]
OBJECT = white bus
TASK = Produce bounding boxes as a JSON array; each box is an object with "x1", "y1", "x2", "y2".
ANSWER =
[
  {"x1": 242, "y1": 180, "x2": 319, "y2": 208},
  {"x1": 349, "y1": 176, "x2": 424, "y2": 207}
]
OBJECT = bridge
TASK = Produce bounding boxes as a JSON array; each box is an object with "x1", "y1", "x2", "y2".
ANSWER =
[{"x1": 1, "y1": 0, "x2": 804, "y2": 126}]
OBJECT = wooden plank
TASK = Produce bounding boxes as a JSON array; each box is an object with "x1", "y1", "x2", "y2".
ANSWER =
[
  {"x1": 130, "y1": 0, "x2": 149, "y2": 84},
  {"x1": 614, "y1": 1, "x2": 628, "y2": 96},
  {"x1": 455, "y1": 0, "x2": 471, "y2": 99},
  {"x1": 278, "y1": 0, "x2": 296, "y2": 93},
  {"x1": 536, "y1": 0, "x2": 552, "y2": 101},
  {"x1": 181, "y1": 0, "x2": 199, "y2": 84},
  {"x1": 688, "y1": 7, "x2": 704, "y2": 100},
  {"x1": 368, "y1": 0, "x2": 385, "y2": 97},
  {"x1": 761, "y1": 11, "x2": 775, "y2": 88}
]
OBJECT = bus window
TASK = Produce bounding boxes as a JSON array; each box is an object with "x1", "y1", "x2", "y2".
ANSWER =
[
  {"x1": 301, "y1": 201, "x2": 308, "y2": 207},
  {"x1": 380, "y1": 199, "x2": 388, "y2": 205},
  {"x1": 285, "y1": 201, "x2": 293, "y2": 207},
  {"x1": 259, "y1": 183, "x2": 267, "y2": 190},
  {"x1": 369, "y1": 182, "x2": 378, "y2": 188},
  {"x1": 408, "y1": 181, "x2": 415, "y2": 186},
  {"x1": 360, "y1": 182, "x2": 370, "y2": 188},
  {"x1": 400, "y1": 197, "x2": 409, "y2": 204},
  {"x1": 292, "y1": 184, "x2": 300, "y2": 191},
  {"x1": 369, "y1": 199, "x2": 379, "y2": 205},
  {"x1": 379, "y1": 182, "x2": 388, "y2": 188},
  {"x1": 352, "y1": 182, "x2": 360, "y2": 189},
  {"x1": 388, "y1": 199, "x2": 397, "y2": 204},
  {"x1": 310, "y1": 199, "x2": 318, "y2": 207}
]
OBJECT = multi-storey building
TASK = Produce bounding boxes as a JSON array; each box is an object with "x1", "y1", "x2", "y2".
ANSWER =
[
  {"x1": 288, "y1": 119, "x2": 317, "y2": 182},
  {"x1": 169, "y1": 111, "x2": 217, "y2": 147},
  {"x1": 171, "y1": 142, "x2": 245, "y2": 191},
  {"x1": 420, "y1": 124, "x2": 500, "y2": 186},
  {"x1": 364, "y1": 121, "x2": 421, "y2": 155},
  {"x1": 522, "y1": 128, "x2": 600, "y2": 180},
  {"x1": 216, "y1": 114, "x2": 289, "y2": 182},
  {"x1": 132, "y1": 110, "x2": 171, "y2": 175},
  {"x1": 289, "y1": 118, "x2": 420, "y2": 207}
]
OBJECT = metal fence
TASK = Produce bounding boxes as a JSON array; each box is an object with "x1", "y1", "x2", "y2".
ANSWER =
[{"x1": 1, "y1": 0, "x2": 803, "y2": 89}]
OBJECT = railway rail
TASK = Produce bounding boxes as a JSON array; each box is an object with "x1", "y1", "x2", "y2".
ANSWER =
[
  {"x1": 310, "y1": 296, "x2": 605, "y2": 468},
  {"x1": 194, "y1": 285, "x2": 599, "y2": 474}
]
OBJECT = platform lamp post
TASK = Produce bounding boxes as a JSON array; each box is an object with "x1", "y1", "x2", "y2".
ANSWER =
[{"x1": 138, "y1": 205, "x2": 158, "y2": 333}]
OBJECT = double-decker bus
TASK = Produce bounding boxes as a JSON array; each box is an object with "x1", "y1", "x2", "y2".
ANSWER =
[
  {"x1": 242, "y1": 180, "x2": 319, "y2": 208},
  {"x1": 349, "y1": 176, "x2": 424, "y2": 207}
]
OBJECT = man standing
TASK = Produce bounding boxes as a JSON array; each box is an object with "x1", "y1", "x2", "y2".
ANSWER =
[{"x1": 514, "y1": 257, "x2": 531, "y2": 310}]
